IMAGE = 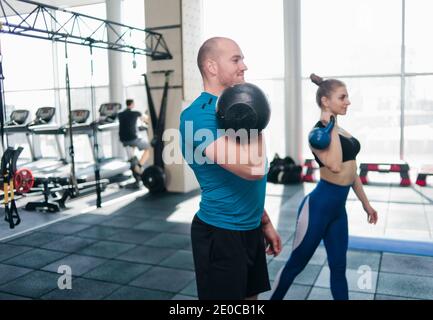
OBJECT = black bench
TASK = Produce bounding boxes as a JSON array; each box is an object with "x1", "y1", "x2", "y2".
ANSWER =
[
  {"x1": 416, "y1": 165, "x2": 433, "y2": 187},
  {"x1": 302, "y1": 159, "x2": 319, "y2": 183},
  {"x1": 359, "y1": 161, "x2": 411, "y2": 186}
]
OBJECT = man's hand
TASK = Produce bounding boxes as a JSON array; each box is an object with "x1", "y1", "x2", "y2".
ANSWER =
[
  {"x1": 142, "y1": 114, "x2": 150, "y2": 125},
  {"x1": 262, "y1": 222, "x2": 282, "y2": 257}
]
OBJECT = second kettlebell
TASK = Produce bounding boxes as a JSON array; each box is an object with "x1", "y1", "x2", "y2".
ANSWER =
[{"x1": 308, "y1": 116, "x2": 335, "y2": 150}]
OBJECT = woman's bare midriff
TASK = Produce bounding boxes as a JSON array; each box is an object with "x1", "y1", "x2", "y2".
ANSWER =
[{"x1": 319, "y1": 160, "x2": 357, "y2": 186}]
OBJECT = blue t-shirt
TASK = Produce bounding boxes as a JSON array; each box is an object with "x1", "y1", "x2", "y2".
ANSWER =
[{"x1": 179, "y1": 92, "x2": 267, "y2": 231}]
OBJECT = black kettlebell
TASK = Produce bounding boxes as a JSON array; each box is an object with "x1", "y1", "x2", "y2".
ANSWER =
[
  {"x1": 216, "y1": 83, "x2": 271, "y2": 133},
  {"x1": 308, "y1": 116, "x2": 335, "y2": 150}
]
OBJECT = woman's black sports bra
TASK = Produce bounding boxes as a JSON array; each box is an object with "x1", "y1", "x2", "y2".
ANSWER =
[{"x1": 312, "y1": 121, "x2": 361, "y2": 168}]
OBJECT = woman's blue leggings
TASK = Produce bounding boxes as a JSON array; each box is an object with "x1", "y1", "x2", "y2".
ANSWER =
[{"x1": 270, "y1": 179, "x2": 351, "y2": 300}]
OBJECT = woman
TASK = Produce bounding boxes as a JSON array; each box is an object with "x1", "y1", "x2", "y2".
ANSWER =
[{"x1": 270, "y1": 74, "x2": 378, "y2": 300}]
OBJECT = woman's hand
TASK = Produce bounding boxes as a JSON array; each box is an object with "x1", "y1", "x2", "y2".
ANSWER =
[
  {"x1": 363, "y1": 204, "x2": 378, "y2": 224},
  {"x1": 320, "y1": 109, "x2": 335, "y2": 125}
]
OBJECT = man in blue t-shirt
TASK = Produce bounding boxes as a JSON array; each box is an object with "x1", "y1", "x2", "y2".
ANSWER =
[{"x1": 179, "y1": 37, "x2": 281, "y2": 300}]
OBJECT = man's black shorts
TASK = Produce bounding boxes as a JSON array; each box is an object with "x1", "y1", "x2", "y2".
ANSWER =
[{"x1": 191, "y1": 215, "x2": 270, "y2": 300}]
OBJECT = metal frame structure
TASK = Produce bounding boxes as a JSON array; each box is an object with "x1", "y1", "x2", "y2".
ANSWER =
[
  {"x1": 0, "y1": 0, "x2": 172, "y2": 60},
  {"x1": 0, "y1": 0, "x2": 173, "y2": 208}
]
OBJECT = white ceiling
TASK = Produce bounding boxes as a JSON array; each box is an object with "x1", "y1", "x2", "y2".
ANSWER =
[
  {"x1": 38, "y1": 0, "x2": 104, "y2": 8},
  {"x1": 1, "y1": 0, "x2": 105, "y2": 17},
  {"x1": 43, "y1": 0, "x2": 105, "y2": 8}
]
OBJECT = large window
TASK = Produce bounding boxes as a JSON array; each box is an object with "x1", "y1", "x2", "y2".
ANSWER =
[
  {"x1": 122, "y1": 0, "x2": 147, "y2": 88},
  {"x1": 2, "y1": 25, "x2": 57, "y2": 159},
  {"x1": 202, "y1": 0, "x2": 285, "y2": 157},
  {"x1": 302, "y1": 0, "x2": 401, "y2": 76},
  {"x1": 48, "y1": 1, "x2": 109, "y2": 133},
  {"x1": 404, "y1": 76, "x2": 433, "y2": 166},
  {"x1": 301, "y1": 0, "x2": 433, "y2": 168},
  {"x1": 405, "y1": 0, "x2": 433, "y2": 73},
  {"x1": 3, "y1": 35, "x2": 55, "y2": 92},
  {"x1": 404, "y1": 0, "x2": 433, "y2": 166},
  {"x1": 2, "y1": 3, "x2": 109, "y2": 161}
]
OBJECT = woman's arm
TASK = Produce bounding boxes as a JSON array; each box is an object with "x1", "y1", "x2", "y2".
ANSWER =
[
  {"x1": 310, "y1": 113, "x2": 343, "y2": 173},
  {"x1": 352, "y1": 175, "x2": 378, "y2": 224}
]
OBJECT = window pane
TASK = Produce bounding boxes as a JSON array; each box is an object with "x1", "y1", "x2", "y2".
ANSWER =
[
  {"x1": 202, "y1": 0, "x2": 284, "y2": 79},
  {"x1": 57, "y1": 86, "x2": 110, "y2": 123},
  {"x1": 405, "y1": 76, "x2": 433, "y2": 167},
  {"x1": 302, "y1": 77, "x2": 401, "y2": 162},
  {"x1": 122, "y1": 0, "x2": 147, "y2": 86},
  {"x1": 253, "y1": 79, "x2": 285, "y2": 158},
  {"x1": 56, "y1": 3, "x2": 109, "y2": 88},
  {"x1": 301, "y1": 0, "x2": 401, "y2": 76},
  {"x1": 5, "y1": 90, "x2": 56, "y2": 117},
  {"x1": 2, "y1": 34, "x2": 54, "y2": 91},
  {"x1": 201, "y1": 0, "x2": 285, "y2": 158},
  {"x1": 405, "y1": 0, "x2": 433, "y2": 73},
  {"x1": 56, "y1": 41, "x2": 109, "y2": 88}
]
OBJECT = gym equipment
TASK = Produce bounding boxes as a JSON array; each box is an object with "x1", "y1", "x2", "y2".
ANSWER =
[
  {"x1": 302, "y1": 159, "x2": 319, "y2": 183},
  {"x1": 4, "y1": 107, "x2": 65, "y2": 167},
  {"x1": 1, "y1": 147, "x2": 23, "y2": 228},
  {"x1": 308, "y1": 116, "x2": 335, "y2": 150},
  {"x1": 416, "y1": 165, "x2": 433, "y2": 187},
  {"x1": 6, "y1": 107, "x2": 68, "y2": 176},
  {"x1": 359, "y1": 161, "x2": 411, "y2": 186},
  {"x1": 5, "y1": 109, "x2": 29, "y2": 127},
  {"x1": 0, "y1": 0, "x2": 173, "y2": 202},
  {"x1": 142, "y1": 165, "x2": 166, "y2": 193},
  {"x1": 216, "y1": 83, "x2": 271, "y2": 132},
  {"x1": 0, "y1": 0, "x2": 172, "y2": 59},
  {"x1": 24, "y1": 105, "x2": 128, "y2": 211},
  {"x1": 141, "y1": 70, "x2": 173, "y2": 193},
  {"x1": 13, "y1": 168, "x2": 34, "y2": 193}
]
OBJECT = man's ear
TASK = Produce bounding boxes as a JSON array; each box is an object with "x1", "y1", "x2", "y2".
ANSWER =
[{"x1": 207, "y1": 59, "x2": 217, "y2": 76}]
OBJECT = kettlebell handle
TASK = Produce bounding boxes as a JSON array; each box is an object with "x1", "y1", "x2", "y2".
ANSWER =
[{"x1": 325, "y1": 116, "x2": 335, "y2": 133}]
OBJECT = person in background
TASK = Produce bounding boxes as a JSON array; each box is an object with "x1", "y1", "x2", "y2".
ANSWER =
[{"x1": 118, "y1": 99, "x2": 150, "y2": 175}]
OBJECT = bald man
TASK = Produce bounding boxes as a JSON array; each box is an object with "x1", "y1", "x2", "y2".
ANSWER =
[{"x1": 179, "y1": 37, "x2": 281, "y2": 300}]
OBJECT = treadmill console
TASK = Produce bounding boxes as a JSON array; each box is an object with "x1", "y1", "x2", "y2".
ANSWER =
[
  {"x1": 99, "y1": 103, "x2": 121, "y2": 123},
  {"x1": 35, "y1": 107, "x2": 56, "y2": 124},
  {"x1": 71, "y1": 109, "x2": 90, "y2": 124},
  {"x1": 8, "y1": 110, "x2": 29, "y2": 125}
]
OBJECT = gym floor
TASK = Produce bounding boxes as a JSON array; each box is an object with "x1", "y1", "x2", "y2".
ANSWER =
[{"x1": 0, "y1": 179, "x2": 432, "y2": 300}]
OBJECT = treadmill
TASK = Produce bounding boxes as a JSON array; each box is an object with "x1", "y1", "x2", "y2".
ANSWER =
[
  {"x1": 24, "y1": 104, "x2": 131, "y2": 211},
  {"x1": 30, "y1": 104, "x2": 130, "y2": 183},
  {"x1": 4, "y1": 107, "x2": 66, "y2": 173}
]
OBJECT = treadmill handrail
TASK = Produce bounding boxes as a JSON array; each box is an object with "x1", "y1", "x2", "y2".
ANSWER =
[
  {"x1": 96, "y1": 122, "x2": 119, "y2": 132},
  {"x1": 28, "y1": 124, "x2": 64, "y2": 135},
  {"x1": 4, "y1": 124, "x2": 31, "y2": 132},
  {"x1": 61, "y1": 122, "x2": 93, "y2": 133}
]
